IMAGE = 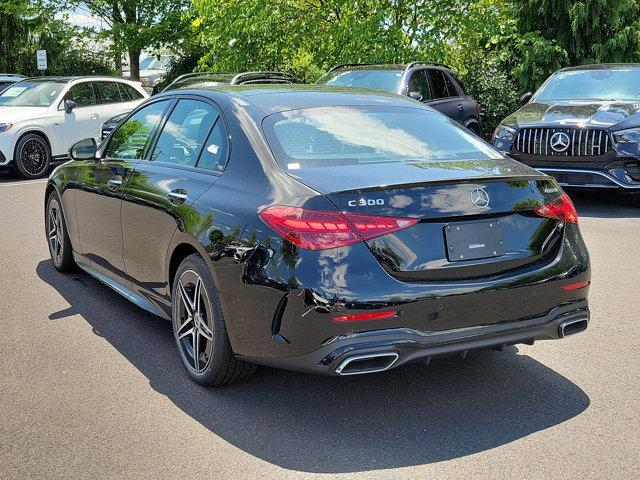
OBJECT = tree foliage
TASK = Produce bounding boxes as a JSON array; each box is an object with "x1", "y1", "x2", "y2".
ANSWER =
[
  {"x1": 0, "y1": 0, "x2": 114, "y2": 75},
  {"x1": 65, "y1": 0, "x2": 190, "y2": 78}
]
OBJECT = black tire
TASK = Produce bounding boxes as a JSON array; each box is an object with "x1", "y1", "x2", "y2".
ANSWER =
[
  {"x1": 46, "y1": 192, "x2": 76, "y2": 272},
  {"x1": 171, "y1": 253, "x2": 256, "y2": 386},
  {"x1": 14, "y1": 133, "x2": 51, "y2": 179}
]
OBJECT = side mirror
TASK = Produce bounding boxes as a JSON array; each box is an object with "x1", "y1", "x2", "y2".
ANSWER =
[
  {"x1": 520, "y1": 92, "x2": 533, "y2": 105},
  {"x1": 64, "y1": 99, "x2": 77, "y2": 114},
  {"x1": 409, "y1": 91, "x2": 423, "y2": 101},
  {"x1": 69, "y1": 138, "x2": 97, "y2": 160}
]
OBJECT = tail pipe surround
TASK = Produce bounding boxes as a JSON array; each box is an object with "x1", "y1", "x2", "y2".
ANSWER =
[
  {"x1": 558, "y1": 317, "x2": 589, "y2": 338},
  {"x1": 334, "y1": 352, "x2": 399, "y2": 376}
]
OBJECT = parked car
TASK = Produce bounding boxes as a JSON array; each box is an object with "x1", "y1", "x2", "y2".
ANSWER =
[
  {"x1": 317, "y1": 62, "x2": 481, "y2": 133},
  {"x1": 45, "y1": 85, "x2": 590, "y2": 386},
  {"x1": 100, "y1": 113, "x2": 127, "y2": 141},
  {"x1": 0, "y1": 74, "x2": 26, "y2": 92},
  {"x1": 492, "y1": 64, "x2": 640, "y2": 201},
  {"x1": 124, "y1": 55, "x2": 175, "y2": 94},
  {"x1": 156, "y1": 71, "x2": 302, "y2": 94},
  {"x1": 0, "y1": 76, "x2": 148, "y2": 178}
]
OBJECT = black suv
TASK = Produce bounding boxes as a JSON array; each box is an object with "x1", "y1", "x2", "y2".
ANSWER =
[
  {"x1": 154, "y1": 71, "x2": 302, "y2": 94},
  {"x1": 492, "y1": 64, "x2": 640, "y2": 198},
  {"x1": 317, "y1": 62, "x2": 481, "y2": 133}
]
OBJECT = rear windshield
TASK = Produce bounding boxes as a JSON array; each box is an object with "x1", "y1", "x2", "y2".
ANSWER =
[
  {"x1": 318, "y1": 69, "x2": 403, "y2": 93},
  {"x1": 263, "y1": 105, "x2": 500, "y2": 170},
  {"x1": 535, "y1": 69, "x2": 640, "y2": 101}
]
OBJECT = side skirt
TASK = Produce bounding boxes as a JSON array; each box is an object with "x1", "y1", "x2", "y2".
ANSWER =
[{"x1": 76, "y1": 258, "x2": 168, "y2": 319}]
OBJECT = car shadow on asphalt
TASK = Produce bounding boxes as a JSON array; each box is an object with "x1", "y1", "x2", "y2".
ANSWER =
[
  {"x1": 570, "y1": 190, "x2": 640, "y2": 218},
  {"x1": 37, "y1": 260, "x2": 590, "y2": 473}
]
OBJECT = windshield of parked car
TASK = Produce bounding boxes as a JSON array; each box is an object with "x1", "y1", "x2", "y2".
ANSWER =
[
  {"x1": 535, "y1": 69, "x2": 640, "y2": 101},
  {"x1": 318, "y1": 69, "x2": 403, "y2": 93},
  {"x1": 264, "y1": 105, "x2": 500, "y2": 169},
  {"x1": 0, "y1": 81, "x2": 65, "y2": 107},
  {"x1": 140, "y1": 56, "x2": 173, "y2": 71}
]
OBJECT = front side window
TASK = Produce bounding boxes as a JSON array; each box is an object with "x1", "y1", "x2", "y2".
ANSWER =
[
  {"x1": 264, "y1": 105, "x2": 500, "y2": 170},
  {"x1": 65, "y1": 82, "x2": 97, "y2": 107},
  {"x1": 105, "y1": 100, "x2": 170, "y2": 159},
  {"x1": 150, "y1": 99, "x2": 218, "y2": 166},
  {"x1": 96, "y1": 82, "x2": 123, "y2": 104},
  {"x1": 534, "y1": 69, "x2": 640, "y2": 101},
  {"x1": 407, "y1": 70, "x2": 431, "y2": 100},
  {"x1": 318, "y1": 69, "x2": 403, "y2": 93},
  {"x1": 0, "y1": 80, "x2": 65, "y2": 107}
]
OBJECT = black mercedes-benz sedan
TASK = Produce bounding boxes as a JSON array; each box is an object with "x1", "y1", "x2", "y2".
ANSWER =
[
  {"x1": 45, "y1": 85, "x2": 591, "y2": 386},
  {"x1": 492, "y1": 64, "x2": 640, "y2": 199}
]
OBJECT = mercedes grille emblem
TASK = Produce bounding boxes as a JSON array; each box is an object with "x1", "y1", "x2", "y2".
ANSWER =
[
  {"x1": 470, "y1": 188, "x2": 490, "y2": 208},
  {"x1": 550, "y1": 132, "x2": 570, "y2": 153}
]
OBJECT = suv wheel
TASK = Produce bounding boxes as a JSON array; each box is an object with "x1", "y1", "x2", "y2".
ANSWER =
[
  {"x1": 14, "y1": 133, "x2": 51, "y2": 179},
  {"x1": 172, "y1": 254, "x2": 256, "y2": 386}
]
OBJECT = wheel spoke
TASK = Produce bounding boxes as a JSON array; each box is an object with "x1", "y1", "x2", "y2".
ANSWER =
[
  {"x1": 178, "y1": 326, "x2": 194, "y2": 340},
  {"x1": 193, "y1": 328, "x2": 200, "y2": 369},
  {"x1": 193, "y1": 278, "x2": 201, "y2": 316},
  {"x1": 178, "y1": 279, "x2": 195, "y2": 315},
  {"x1": 199, "y1": 320, "x2": 213, "y2": 341}
]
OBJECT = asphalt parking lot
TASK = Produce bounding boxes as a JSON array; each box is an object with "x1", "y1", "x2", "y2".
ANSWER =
[{"x1": 0, "y1": 175, "x2": 638, "y2": 479}]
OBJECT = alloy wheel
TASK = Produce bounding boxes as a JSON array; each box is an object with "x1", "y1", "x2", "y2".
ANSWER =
[
  {"x1": 175, "y1": 270, "x2": 214, "y2": 372},
  {"x1": 48, "y1": 201, "x2": 64, "y2": 265},
  {"x1": 20, "y1": 138, "x2": 49, "y2": 176}
]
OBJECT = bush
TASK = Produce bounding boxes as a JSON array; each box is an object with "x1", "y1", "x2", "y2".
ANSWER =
[{"x1": 459, "y1": 53, "x2": 522, "y2": 138}]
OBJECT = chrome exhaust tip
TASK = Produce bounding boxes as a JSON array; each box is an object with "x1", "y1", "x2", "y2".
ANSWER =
[
  {"x1": 335, "y1": 352, "x2": 399, "y2": 376},
  {"x1": 559, "y1": 317, "x2": 588, "y2": 338}
]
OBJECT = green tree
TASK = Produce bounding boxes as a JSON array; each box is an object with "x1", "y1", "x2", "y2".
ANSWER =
[
  {"x1": 515, "y1": 0, "x2": 640, "y2": 90},
  {"x1": 67, "y1": 0, "x2": 190, "y2": 79}
]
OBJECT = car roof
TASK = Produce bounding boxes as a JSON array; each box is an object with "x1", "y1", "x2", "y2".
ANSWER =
[
  {"x1": 156, "y1": 84, "x2": 423, "y2": 115},
  {"x1": 559, "y1": 63, "x2": 640, "y2": 72},
  {"x1": 22, "y1": 76, "x2": 142, "y2": 84}
]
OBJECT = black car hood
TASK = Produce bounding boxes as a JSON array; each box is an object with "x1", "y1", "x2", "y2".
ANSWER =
[{"x1": 503, "y1": 100, "x2": 640, "y2": 130}]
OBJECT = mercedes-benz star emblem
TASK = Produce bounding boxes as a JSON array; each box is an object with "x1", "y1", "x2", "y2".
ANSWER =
[
  {"x1": 470, "y1": 188, "x2": 490, "y2": 208},
  {"x1": 550, "y1": 132, "x2": 570, "y2": 153}
]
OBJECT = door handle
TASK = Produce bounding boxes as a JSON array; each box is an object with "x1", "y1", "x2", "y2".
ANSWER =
[
  {"x1": 90, "y1": 113, "x2": 100, "y2": 120},
  {"x1": 107, "y1": 177, "x2": 123, "y2": 189},
  {"x1": 167, "y1": 189, "x2": 188, "y2": 205},
  {"x1": 457, "y1": 104, "x2": 464, "y2": 111}
]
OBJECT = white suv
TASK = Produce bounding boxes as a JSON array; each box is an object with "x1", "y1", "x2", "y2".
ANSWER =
[{"x1": 0, "y1": 76, "x2": 148, "y2": 178}]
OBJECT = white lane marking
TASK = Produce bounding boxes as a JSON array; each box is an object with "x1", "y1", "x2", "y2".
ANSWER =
[{"x1": 0, "y1": 179, "x2": 48, "y2": 187}]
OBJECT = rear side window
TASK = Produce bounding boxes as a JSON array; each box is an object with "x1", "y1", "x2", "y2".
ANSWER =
[
  {"x1": 65, "y1": 82, "x2": 96, "y2": 107},
  {"x1": 264, "y1": 105, "x2": 500, "y2": 170},
  {"x1": 96, "y1": 82, "x2": 123, "y2": 104},
  {"x1": 119, "y1": 83, "x2": 144, "y2": 101},
  {"x1": 197, "y1": 119, "x2": 228, "y2": 172},
  {"x1": 106, "y1": 100, "x2": 170, "y2": 159},
  {"x1": 150, "y1": 99, "x2": 218, "y2": 167}
]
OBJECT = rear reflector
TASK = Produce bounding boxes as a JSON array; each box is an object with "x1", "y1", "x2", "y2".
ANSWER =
[
  {"x1": 535, "y1": 193, "x2": 578, "y2": 224},
  {"x1": 562, "y1": 280, "x2": 590, "y2": 291},
  {"x1": 259, "y1": 205, "x2": 418, "y2": 250},
  {"x1": 332, "y1": 310, "x2": 398, "y2": 322}
]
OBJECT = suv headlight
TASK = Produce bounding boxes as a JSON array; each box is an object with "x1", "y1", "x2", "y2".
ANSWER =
[
  {"x1": 492, "y1": 124, "x2": 516, "y2": 141},
  {"x1": 0, "y1": 123, "x2": 13, "y2": 133},
  {"x1": 612, "y1": 127, "x2": 640, "y2": 144}
]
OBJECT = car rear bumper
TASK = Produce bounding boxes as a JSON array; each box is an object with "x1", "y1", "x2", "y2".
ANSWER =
[{"x1": 242, "y1": 300, "x2": 590, "y2": 375}]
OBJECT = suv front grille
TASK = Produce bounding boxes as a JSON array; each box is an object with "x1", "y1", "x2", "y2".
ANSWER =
[{"x1": 514, "y1": 128, "x2": 611, "y2": 156}]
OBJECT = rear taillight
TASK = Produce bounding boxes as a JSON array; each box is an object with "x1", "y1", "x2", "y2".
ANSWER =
[
  {"x1": 259, "y1": 205, "x2": 418, "y2": 250},
  {"x1": 332, "y1": 310, "x2": 398, "y2": 322},
  {"x1": 534, "y1": 193, "x2": 578, "y2": 224}
]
